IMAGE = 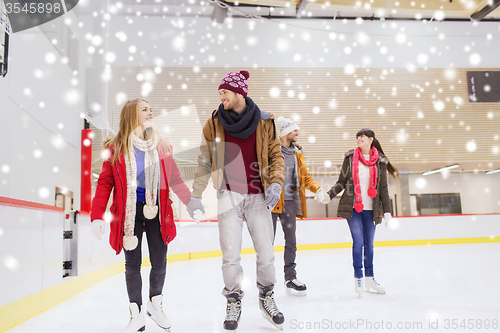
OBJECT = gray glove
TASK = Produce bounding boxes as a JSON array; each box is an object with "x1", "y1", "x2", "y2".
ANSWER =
[
  {"x1": 264, "y1": 182, "x2": 282, "y2": 209},
  {"x1": 187, "y1": 196, "x2": 205, "y2": 220}
]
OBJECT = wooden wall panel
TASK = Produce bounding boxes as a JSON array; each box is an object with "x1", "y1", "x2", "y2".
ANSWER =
[{"x1": 91, "y1": 67, "x2": 500, "y2": 176}]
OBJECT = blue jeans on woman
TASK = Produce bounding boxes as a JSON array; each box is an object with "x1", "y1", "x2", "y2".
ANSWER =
[{"x1": 346, "y1": 209, "x2": 376, "y2": 279}]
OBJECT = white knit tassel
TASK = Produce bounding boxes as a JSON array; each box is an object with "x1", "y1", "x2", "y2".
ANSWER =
[{"x1": 123, "y1": 235, "x2": 139, "y2": 251}]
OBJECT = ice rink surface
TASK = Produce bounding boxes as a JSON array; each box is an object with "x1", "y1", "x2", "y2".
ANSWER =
[{"x1": 7, "y1": 243, "x2": 500, "y2": 333}]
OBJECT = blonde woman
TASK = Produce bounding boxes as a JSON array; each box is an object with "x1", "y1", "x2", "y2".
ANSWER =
[{"x1": 91, "y1": 99, "x2": 191, "y2": 332}]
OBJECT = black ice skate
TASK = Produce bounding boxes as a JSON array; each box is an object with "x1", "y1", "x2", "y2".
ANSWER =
[
  {"x1": 259, "y1": 287, "x2": 284, "y2": 330},
  {"x1": 285, "y1": 279, "x2": 307, "y2": 296},
  {"x1": 223, "y1": 294, "x2": 242, "y2": 331}
]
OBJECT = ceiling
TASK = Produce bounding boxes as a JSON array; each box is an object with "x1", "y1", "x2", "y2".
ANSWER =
[
  {"x1": 220, "y1": 0, "x2": 500, "y2": 20},
  {"x1": 77, "y1": 0, "x2": 500, "y2": 21}
]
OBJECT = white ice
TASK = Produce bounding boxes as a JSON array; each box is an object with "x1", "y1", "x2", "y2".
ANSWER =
[{"x1": 7, "y1": 243, "x2": 500, "y2": 333}]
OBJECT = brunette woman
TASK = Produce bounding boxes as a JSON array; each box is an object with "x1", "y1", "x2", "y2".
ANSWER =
[{"x1": 323, "y1": 129, "x2": 398, "y2": 296}]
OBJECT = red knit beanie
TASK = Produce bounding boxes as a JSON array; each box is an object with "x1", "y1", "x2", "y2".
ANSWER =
[{"x1": 218, "y1": 70, "x2": 250, "y2": 97}]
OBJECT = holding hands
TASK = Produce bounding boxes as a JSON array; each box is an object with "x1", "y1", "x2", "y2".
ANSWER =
[
  {"x1": 187, "y1": 196, "x2": 206, "y2": 221},
  {"x1": 314, "y1": 188, "x2": 330, "y2": 204}
]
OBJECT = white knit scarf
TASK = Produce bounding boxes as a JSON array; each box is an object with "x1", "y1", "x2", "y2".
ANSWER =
[{"x1": 123, "y1": 131, "x2": 161, "y2": 251}]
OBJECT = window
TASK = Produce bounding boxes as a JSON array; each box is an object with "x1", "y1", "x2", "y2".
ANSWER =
[{"x1": 413, "y1": 193, "x2": 462, "y2": 215}]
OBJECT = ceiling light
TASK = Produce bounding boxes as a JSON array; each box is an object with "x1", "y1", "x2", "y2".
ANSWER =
[
  {"x1": 422, "y1": 164, "x2": 459, "y2": 176},
  {"x1": 486, "y1": 169, "x2": 500, "y2": 175},
  {"x1": 471, "y1": 0, "x2": 500, "y2": 22}
]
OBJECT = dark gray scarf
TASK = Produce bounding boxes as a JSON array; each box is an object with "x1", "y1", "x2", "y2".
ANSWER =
[{"x1": 217, "y1": 97, "x2": 261, "y2": 139}]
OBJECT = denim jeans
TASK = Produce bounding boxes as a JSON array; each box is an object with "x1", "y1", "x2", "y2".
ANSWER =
[
  {"x1": 217, "y1": 190, "x2": 276, "y2": 299},
  {"x1": 272, "y1": 200, "x2": 297, "y2": 281},
  {"x1": 346, "y1": 209, "x2": 376, "y2": 278},
  {"x1": 124, "y1": 202, "x2": 168, "y2": 307}
]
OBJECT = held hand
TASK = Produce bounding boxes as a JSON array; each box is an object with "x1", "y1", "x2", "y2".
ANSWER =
[
  {"x1": 92, "y1": 220, "x2": 105, "y2": 241},
  {"x1": 264, "y1": 182, "x2": 281, "y2": 209},
  {"x1": 314, "y1": 188, "x2": 330, "y2": 204},
  {"x1": 187, "y1": 196, "x2": 205, "y2": 220}
]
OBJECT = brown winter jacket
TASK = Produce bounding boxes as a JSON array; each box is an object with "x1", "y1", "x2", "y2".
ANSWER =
[
  {"x1": 192, "y1": 108, "x2": 284, "y2": 197},
  {"x1": 327, "y1": 149, "x2": 391, "y2": 225},
  {"x1": 272, "y1": 144, "x2": 321, "y2": 219}
]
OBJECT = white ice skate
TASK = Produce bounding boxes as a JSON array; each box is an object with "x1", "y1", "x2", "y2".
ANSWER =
[
  {"x1": 354, "y1": 278, "x2": 364, "y2": 297},
  {"x1": 147, "y1": 295, "x2": 171, "y2": 331},
  {"x1": 124, "y1": 303, "x2": 145, "y2": 333},
  {"x1": 365, "y1": 276, "x2": 386, "y2": 294}
]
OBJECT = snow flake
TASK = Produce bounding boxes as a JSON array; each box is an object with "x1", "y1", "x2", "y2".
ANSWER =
[
  {"x1": 335, "y1": 116, "x2": 345, "y2": 127},
  {"x1": 466, "y1": 140, "x2": 477, "y2": 152},
  {"x1": 65, "y1": 89, "x2": 80, "y2": 105},
  {"x1": 377, "y1": 107, "x2": 385, "y2": 115},
  {"x1": 116, "y1": 92, "x2": 127, "y2": 106},
  {"x1": 91, "y1": 35, "x2": 103, "y2": 46},
  {"x1": 247, "y1": 36, "x2": 257, "y2": 46},
  {"x1": 329, "y1": 99, "x2": 338, "y2": 109},
  {"x1": 141, "y1": 82, "x2": 153, "y2": 96},
  {"x1": 469, "y1": 53, "x2": 481, "y2": 66},
  {"x1": 433, "y1": 101, "x2": 445, "y2": 112},
  {"x1": 277, "y1": 39, "x2": 289, "y2": 51},
  {"x1": 105, "y1": 52, "x2": 116, "y2": 63},
  {"x1": 312, "y1": 107, "x2": 320, "y2": 114},
  {"x1": 3, "y1": 255, "x2": 20, "y2": 271},
  {"x1": 173, "y1": 36, "x2": 186, "y2": 50},
  {"x1": 417, "y1": 53, "x2": 428, "y2": 65},
  {"x1": 269, "y1": 87, "x2": 280, "y2": 98},
  {"x1": 115, "y1": 31, "x2": 128, "y2": 42},
  {"x1": 1, "y1": 165, "x2": 10, "y2": 173},
  {"x1": 45, "y1": 53, "x2": 56, "y2": 64},
  {"x1": 396, "y1": 129, "x2": 408, "y2": 144},
  {"x1": 308, "y1": 136, "x2": 316, "y2": 143},
  {"x1": 395, "y1": 33, "x2": 407, "y2": 44},
  {"x1": 344, "y1": 64, "x2": 356, "y2": 75},
  {"x1": 38, "y1": 187, "x2": 50, "y2": 199}
]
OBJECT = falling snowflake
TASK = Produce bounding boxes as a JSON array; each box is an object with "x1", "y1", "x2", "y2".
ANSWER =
[{"x1": 466, "y1": 140, "x2": 477, "y2": 152}]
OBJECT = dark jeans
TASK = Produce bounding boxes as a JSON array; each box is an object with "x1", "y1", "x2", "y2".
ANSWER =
[
  {"x1": 124, "y1": 202, "x2": 168, "y2": 307},
  {"x1": 271, "y1": 200, "x2": 297, "y2": 281},
  {"x1": 346, "y1": 209, "x2": 376, "y2": 279}
]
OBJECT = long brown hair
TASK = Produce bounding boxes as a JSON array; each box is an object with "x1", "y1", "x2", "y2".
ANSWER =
[
  {"x1": 104, "y1": 98, "x2": 171, "y2": 165},
  {"x1": 356, "y1": 128, "x2": 399, "y2": 178}
]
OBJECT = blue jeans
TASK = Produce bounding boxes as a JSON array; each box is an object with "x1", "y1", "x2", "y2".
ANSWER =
[{"x1": 346, "y1": 209, "x2": 376, "y2": 278}]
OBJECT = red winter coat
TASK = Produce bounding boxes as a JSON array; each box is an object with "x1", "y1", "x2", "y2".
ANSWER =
[{"x1": 91, "y1": 146, "x2": 191, "y2": 254}]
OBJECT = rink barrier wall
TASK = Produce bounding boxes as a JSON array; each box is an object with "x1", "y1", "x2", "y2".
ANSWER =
[{"x1": 0, "y1": 198, "x2": 499, "y2": 332}]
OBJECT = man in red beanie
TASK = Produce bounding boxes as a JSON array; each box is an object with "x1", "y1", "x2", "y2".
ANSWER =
[{"x1": 187, "y1": 70, "x2": 286, "y2": 331}]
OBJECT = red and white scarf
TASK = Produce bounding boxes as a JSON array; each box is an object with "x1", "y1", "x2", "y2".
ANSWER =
[{"x1": 352, "y1": 147, "x2": 379, "y2": 213}]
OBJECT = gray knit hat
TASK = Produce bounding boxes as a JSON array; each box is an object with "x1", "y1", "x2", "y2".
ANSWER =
[{"x1": 277, "y1": 116, "x2": 300, "y2": 138}]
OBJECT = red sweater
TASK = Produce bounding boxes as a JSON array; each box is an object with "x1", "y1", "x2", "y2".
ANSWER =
[{"x1": 223, "y1": 131, "x2": 263, "y2": 194}]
